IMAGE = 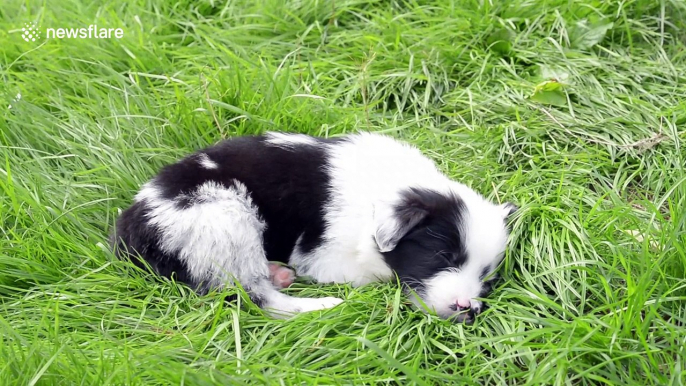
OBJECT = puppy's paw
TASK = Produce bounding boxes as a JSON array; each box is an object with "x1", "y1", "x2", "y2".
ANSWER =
[
  {"x1": 266, "y1": 296, "x2": 344, "y2": 318},
  {"x1": 298, "y1": 296, "x2": 344, "y2": 312},
  {"x1": 268, "y1": 263, "x2": 296, "y2": 289}
]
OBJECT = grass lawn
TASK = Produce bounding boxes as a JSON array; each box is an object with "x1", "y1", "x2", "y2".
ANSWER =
[{"x1": 2, "y1": 0, "x2": 686, "y2": 384}]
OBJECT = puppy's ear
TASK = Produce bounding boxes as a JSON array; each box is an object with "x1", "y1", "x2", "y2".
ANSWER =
[
  {"x1": 500, "y1": 202, "x2": 518, "y2": 220},
  {"x1": 374, "y1": 190, "x2": 431, "y2": 253}
]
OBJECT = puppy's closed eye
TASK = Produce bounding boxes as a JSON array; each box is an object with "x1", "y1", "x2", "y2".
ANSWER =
[{"x1": 479, "y1": 266, "x2": 493, "y2": 281}]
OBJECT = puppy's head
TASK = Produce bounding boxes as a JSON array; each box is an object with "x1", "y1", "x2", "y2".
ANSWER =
[{"x1": 374, "y1": 187, "x2": 516, "y2": 323}]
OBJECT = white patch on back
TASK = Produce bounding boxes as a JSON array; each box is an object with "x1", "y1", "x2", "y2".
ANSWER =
[
  {"x1": 136, "y1": 180, "x2": 267, "y2": 286},
  {"x1": 265, "y1": 132, "x2": 317, "y2": 149},
  {"x1": 197, "y1": 153, "x2": 218, "y2": 170}
]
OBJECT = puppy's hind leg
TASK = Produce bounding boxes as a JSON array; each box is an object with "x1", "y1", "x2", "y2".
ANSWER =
[
  {"x1": 142, "y1": 180, "x2": 342, "y2": 318},
  {"x1": 246, "y1": 277, "x2": 343, "y2": 319}
]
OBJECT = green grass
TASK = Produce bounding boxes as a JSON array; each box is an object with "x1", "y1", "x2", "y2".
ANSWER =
[{"x1": 1, "y1": 0, "x2": 686, "y2": 384}]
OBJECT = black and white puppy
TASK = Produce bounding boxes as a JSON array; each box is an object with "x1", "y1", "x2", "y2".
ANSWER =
[{"x1": 112, "y1": 132, "x2": 516, "y2": 322}]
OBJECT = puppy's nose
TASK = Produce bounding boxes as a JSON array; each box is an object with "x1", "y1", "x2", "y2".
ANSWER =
[{"x1": 456, "y1": 299, "x2": 471, "y2": 309}]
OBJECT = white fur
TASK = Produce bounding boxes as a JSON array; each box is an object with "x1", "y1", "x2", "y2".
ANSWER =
[
  {"x1": 418, "y1": 269, "x2": 486, "y2": 319},
  {"x1": 135, "y1": 180, "x2": 342, "y2": 316},
  {"x1": 265, "y1": 132, "x2": 317, "y2": 149},
  {"x1": 197, "y1": 153, "x2": 218, "y2": 169}
]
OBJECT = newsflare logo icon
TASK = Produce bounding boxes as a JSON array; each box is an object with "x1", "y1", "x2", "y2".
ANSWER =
[{"x1": 22, "y1": 22, "x2": 41, "y2": 42}]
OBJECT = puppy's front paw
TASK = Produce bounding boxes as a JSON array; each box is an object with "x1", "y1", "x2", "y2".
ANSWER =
[
  {"x1": 264, "y1": 296, "x2": 344, "y2": 319},
  {"x1": 298, "y1": 296, "x2": 344, "y2": 312}
]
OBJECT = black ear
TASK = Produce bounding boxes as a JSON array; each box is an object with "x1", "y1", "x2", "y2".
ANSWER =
[
  {"x1": 500, "y1": 202, "x2": 518, "y2": 219},
  {"x1": 373, "y1": 190, "x2": 432, "y2": 253}
]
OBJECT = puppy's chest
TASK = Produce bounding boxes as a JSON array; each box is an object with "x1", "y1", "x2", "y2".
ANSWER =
[{"x1": 287, "y1": 234, "x2": 394, "y2": 287}]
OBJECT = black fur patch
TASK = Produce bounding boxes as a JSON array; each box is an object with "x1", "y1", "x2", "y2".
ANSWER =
[{"x1": 380, "y1": 188, "x2": 468, "y2": 291}]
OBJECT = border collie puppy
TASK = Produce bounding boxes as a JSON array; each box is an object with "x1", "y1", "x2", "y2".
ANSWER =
[{"x1": 112, "y1": 132, "x2": 516, "y2": 323}]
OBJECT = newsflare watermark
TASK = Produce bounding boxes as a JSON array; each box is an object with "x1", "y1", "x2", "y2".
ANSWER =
[{"x1": 18, "y1": 22, "x2": 125, "y2": 43}]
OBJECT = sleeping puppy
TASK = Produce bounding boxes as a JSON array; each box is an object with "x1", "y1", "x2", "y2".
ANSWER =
[{"x1": 112, "y1": 132, "x2": 516, "y2": 323}]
